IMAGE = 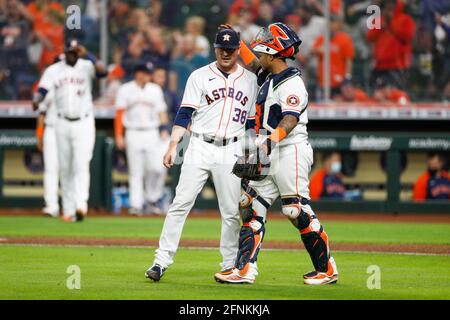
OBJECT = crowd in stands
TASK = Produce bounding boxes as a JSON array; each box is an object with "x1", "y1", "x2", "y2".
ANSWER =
[{"x1": 1, "y1": 0, "x2": 450, "y2": 113}]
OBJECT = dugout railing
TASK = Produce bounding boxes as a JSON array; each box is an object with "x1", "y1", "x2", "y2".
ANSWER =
[{"x1": 0, "y1": 130, "x2": 449, "y2": 213}]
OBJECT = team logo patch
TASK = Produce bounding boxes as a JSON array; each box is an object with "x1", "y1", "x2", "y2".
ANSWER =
[{"x1": 286, "y1": 94, "x2": 300, "y2": 107}]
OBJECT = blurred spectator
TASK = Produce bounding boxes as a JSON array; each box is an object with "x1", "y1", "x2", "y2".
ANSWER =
[
  {"x1": 372, "y1": 78, "x2": 410, "y2": 105},
  {"x1": 310, "y1": 151, "x2": 346, "y2": 200},
  {"x1": 296, "y1": 4, "x2": 326, "y2": 61},
  {"x1": 122, "y1": 10, "x2": 171, "y2": 80},
  {"x1": 0, "y1": 0, "x2": 33, "y2": 99},
  {"x1": 255, "y1": 1, "x2": 273, "y2": 27},
  {"x1": 420, "y1": 0, "x2": 450, "y2": 32},
  {"x1": 185, "y1": 16, "x2": 210, "y2": 58},
  {"x1": 152, "y1": 66, "x2": 180, "y2": 121},
  {"x1": 311, "y1": 15, "x2": 354, "y2": 97},
  {"x1": 171, "y1": 32, "x2": 208, "y2": 97},
  {"x1": 97, "y1": 64, "x2": 125, "y2": 105},
  {"x1": 228, "y1": 3, "x2": 261, "y2": 43},
  {"x1": 366, "y1": 0, "x2": 416, "y2": 90},
  {"x1": 433, "y1": 11, "x2": 450, "y2": 102},
  {"x1": 295, "y1": 3, "x2": 326, "y2": 94},
  {"x1": 305, "y1": 0, "x2": 343, "y2": 17},
  {"x1": 334, "y1": 79, "x2": 372, "y2": 103},
  {"x1": 413, "y1": 152, "x2": 450, "y2": 201},
  {"x1": 229, "y1": 0, "x2": 260, "y2": 23},
  {"x1": 33, "y1": 4, "x2": 64, "y2": 72}
]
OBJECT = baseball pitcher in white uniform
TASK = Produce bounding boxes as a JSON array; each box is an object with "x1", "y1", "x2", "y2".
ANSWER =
[
  {"x1": 215, "y1": 23, "x2": 338, "y2": 285},
  {"x1": 114, "y1": 63, "x2": 170, "y2": 215},
  {"x1": 32, "y1": 39, "x2": 107, "y2": 222},
  {"x1": 35, "y1": 85, "x2": 59, "y2": 217},
  {"x1": 145, "y1": 29, "x2": 258, "y2": 281}
]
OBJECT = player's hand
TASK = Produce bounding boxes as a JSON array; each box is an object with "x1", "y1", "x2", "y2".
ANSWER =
[
  {"x1": 76, "y1": 44, "x2": 87, "y2": 57},
  {"x1": 32, "y1": 101, "x2": 39, "y2": 111},
  {"x1": 36, "y1": 137, "x2": 43, "y2": 152},
  {"x1": 163, "y1": 143, "x2": 177, "y2": 169},
  {"x1": 115, "y1": 136, "x2": 125, "y2": 150},
  {"x1": 160, "y1": 130, "x2": 170, "y2": 141},
  {"x1": 218, "y1": 23, "x2": 234, "y2": 31}
]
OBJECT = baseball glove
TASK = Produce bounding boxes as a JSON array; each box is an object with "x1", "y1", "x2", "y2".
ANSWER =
[{"x1": 232, "y1": 149, "x2": 270, "y2": 181}]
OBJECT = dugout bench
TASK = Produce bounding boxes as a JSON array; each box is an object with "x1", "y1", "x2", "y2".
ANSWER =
[{"x1": 0, "y1": 130, "x2": 449, "y2": 213}]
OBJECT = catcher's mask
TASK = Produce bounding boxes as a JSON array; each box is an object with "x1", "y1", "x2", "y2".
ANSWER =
[{"x1": 251, "y1": 22, "x2": 302, "y2": 59}]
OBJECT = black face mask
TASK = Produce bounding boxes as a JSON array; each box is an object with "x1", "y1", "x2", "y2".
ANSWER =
[{"x1": 427, "y1": 168, "x2": 438, "y2": 176}]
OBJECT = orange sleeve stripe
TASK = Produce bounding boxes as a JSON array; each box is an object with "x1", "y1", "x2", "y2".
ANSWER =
[
  {"x1": 114, "y1": 109, "x2": 125, "y2": 139},
  {"x1": 239, "y1": 40, "x2": 257, "y2": 65},
  {"x1": 36, "y1": 126, "x2": 44, "y2": 139},
  {"x1": 268, "y1": 127, "x2": 287, "y2": 143}
]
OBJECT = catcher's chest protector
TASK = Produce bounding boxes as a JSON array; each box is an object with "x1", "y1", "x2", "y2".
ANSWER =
[{"x1": 255, "y1": 67, "x2": 302, "y2": 134}]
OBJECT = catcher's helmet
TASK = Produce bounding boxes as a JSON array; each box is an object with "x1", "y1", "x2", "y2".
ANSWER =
[{"x1": 252, "y1": 22, "x2": 302, "y2": 59}]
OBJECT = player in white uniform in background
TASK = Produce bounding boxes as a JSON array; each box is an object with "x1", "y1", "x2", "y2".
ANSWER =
[
  {"x1": 114, "y1": 63, "x2": 170, "y2": 215},
  {"x1": 35, "y1": 85, "x2": 59, "y2": 217},
  {"x1": 145, "y1": 29, "x2": 258, "y2": 281},
  {"x1": 215, "y1": 23, "x2": 338, "y2": 285},
  {"x1": 32, "y1": 39, "x2": 107, "y2": 222}
]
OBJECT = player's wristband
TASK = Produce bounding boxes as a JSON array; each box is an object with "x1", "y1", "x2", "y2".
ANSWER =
[
  {"x1": 159, "y1": 124, "x2": 171, "y2": 134},
  {"x1": 240, "y1": 40, "x2": 257, "y2": 65},
  {"x1": 36, "y1": 126, "x2": 44, "y2": 139},
  {"x1": 268, "y1": 127, "x2": 287, "y2": 144},
  {"x1": 264, "y1": 127, "x2": 287, "y2": 155}
]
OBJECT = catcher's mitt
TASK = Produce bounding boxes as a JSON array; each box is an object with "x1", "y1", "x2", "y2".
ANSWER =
[{"x1": 232, "y1": 149, "x2": 270, "y2": 181}]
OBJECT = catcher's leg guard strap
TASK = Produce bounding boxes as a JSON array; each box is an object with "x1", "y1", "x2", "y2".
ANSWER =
[
  {"x1": 290, "y1": 208, "x2": 330, "y2": 273},
  {"x1": 240, "y1": 180, "x2": 270, "y2": 210},
  {"x1": 235, "y1": 215, "x2": 265, "y2": 273}
]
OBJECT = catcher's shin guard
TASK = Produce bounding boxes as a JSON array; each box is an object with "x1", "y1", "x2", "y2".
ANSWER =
[
  {"x1": 288, "y1": 202, "x2": 330, "y2": 273},
  {"x1": 234, "y1": 209, "x2": 265, "y2": 276}
]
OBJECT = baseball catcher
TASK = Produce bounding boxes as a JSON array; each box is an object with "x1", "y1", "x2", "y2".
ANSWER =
[{"x1": 215, "y1": 22, "x2": 339, "y2": 285}]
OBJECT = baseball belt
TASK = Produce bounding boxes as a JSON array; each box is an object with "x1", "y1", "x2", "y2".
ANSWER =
[{"x1": 192, "y1": 132, "x2": 238, "y2": 147}]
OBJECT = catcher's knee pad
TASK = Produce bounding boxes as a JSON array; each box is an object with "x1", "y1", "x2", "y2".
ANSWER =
[
  {"x1": 239, "y1": 181, "x2": 270, "y2": 221},
  {"x1": 239, "y1": 185, "x2": 258, "y2": 209},
  {"x1": 281, "y1": 196, "x2": 303, "y2": 219},
  {"x1": 235, "y1": 215, "x2": 265, "y2": 271}
]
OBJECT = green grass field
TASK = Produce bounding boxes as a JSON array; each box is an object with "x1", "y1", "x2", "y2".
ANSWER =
[{"x1": 0, "y1": 216, "x2": 449, "y2": 300}]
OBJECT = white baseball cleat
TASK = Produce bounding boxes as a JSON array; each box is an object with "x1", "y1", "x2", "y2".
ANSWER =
[
  {"x1": 42, "y1": 207, "x2": 59, "y2": 218},
  {"x1": 214, "y1": 263, "x2": 258, "y2": 284},
  {"x1": 303, "y1": 256, "x2": 339, "y2": 285}
]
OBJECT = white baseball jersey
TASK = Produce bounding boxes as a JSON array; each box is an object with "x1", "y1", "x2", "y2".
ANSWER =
[
  {"x1": 38, "y1": 89, "x2": 57, "y2": 126},
  {"x1": 38, "y1": 58, "x2": 95, "y2": 119},
  {"x1": 255, "y1": 67, "x2": 309, "y2": 146},
  {"x1": 115, "y1": 81, "x2": 167, "y2": 130},
  {"x1": 180, "y1": 62, "x2": 258, "y2": 139}
]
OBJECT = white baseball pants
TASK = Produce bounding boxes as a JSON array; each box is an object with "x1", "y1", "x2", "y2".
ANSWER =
[
  {"x1": 250, "y1": 140, "x2": 314, "y2": 219},
  {"x1": 55, "y1": 115, "x2": 95, "y2": 218},
  {"x1": 43, "y1": 125, "x2": 59, "y2": 213},
  {"x1": 154, "y1": 135, "x2": 242, "y2": 270},
  {"x1": 125, "y1": 129, "x2": 168, "y2": 209}
]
